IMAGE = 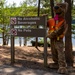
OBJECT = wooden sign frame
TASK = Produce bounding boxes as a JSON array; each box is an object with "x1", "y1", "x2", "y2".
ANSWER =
[{"x1": 10, "y1": 16, "x2": 47, "y2": 67}]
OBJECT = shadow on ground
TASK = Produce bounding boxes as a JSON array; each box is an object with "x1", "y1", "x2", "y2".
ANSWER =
[{"x1": 0, "y1": 45, "x2": 75, "y2": 75}]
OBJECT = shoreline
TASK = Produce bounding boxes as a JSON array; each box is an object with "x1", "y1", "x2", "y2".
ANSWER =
[{"x1": 0, "y1": 44, "x2": 75, "y2": 51}]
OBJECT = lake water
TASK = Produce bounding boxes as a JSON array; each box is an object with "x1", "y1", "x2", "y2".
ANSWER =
[
  {"x1": 0, "y1": 36, "x2": 75, "y2": 50},
  {"x1": 0, "y1": 37, "x2": 75, "y2": 45}
]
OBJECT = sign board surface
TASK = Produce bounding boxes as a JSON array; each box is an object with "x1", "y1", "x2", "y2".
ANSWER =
[
  {"x1": 10, "y1": 16, "x2": 47, "y2": 37},
  {"x1": 10, "y1": 16, "x2": 45, "y2": 26},
  {"x1": 10, "y1": 28, "x2": 46, "y2": 37}
]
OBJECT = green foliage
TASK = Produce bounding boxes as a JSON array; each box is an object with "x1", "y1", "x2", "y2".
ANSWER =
[
  {"x1": 0, "y1": 28, "x2": 3, "y2": 33},
  {"x1": 40, "y1": 0, "x2": 51, "y2": 15},
  {"x1": 72, "y1": 24, "x2": 75, "y2": 34},
  {"x1": 72, "y1": 6, "x2": 75, "y2": 17},
  {"x1": 0, "y1": 0, "x2": 75, "y2": 36}
]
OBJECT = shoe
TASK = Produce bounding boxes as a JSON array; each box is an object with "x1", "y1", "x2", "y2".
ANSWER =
[
  {"x1": 57, "y1": 67, "x2": 68, "y2": 74},
  {"x1": 48, "y1": 63, "x2": 59, "y2": 69}
]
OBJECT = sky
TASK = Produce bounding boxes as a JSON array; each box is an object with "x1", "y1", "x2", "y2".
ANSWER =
[
  {"x1": 6, "y1": 0, "x2": 23, "y2": 6},
  {"x1": 6, "y1": 0, "x2": 75, "y2": 6}
]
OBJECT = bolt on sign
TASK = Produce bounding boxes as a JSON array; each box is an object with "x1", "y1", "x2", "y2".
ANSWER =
[
  {"x1": 10, "y1": 28, "x2": 17, "y2": 35},
  {"x1": 10, "y1": 17, "x2": 17, "y2": 25}
]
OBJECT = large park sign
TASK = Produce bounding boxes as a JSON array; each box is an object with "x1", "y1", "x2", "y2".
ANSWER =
[
  {"x1": 10, "y1": 16, "x2": 46, "y2": 37},
  {"x1": 10, "y1": 16, "x2": 45, "y2": 25},
  {"x1": 10, "y1": 16, "x2": 48, "y2": 67}
]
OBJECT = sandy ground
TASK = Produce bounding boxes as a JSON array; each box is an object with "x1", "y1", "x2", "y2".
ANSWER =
[
  {"x1": 0, "y1": 45, "x2": 75, "y2": 75},
  {"x1": 0, "y1": 45, "x2": 53, "y2": 69}
]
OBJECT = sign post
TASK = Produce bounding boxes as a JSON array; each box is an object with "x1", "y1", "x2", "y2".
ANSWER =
[
  {"x1": 10, "y1": 16, "x2": 47, "y2": 67},
  {"x1": 10, "y1": 25, "x2": 15, "y2": 64}
]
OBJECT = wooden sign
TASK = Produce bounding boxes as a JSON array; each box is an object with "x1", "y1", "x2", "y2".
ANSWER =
[
  {"x1": 10, "y1": 16, "x2": 47, "y2": 67},
  {"x1": 10, "y1": 28, "x2": 46, "y2": 37},
  {"x1": 10, "y1": 16, "x2": 45, "y2": 26}
]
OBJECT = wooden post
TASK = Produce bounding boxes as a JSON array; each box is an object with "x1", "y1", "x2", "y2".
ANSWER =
[
  {"x1": 11, "y1": 25, "x2": 15, "y2": 64},
  {"x1": 44, "y1": 16, "x2": 47, "y2": 67},
  {"x1": 11, "y1": 36, "x2": 15, "y2": 64},
  {"x1": 44, "y1": 36, "x2": 47, "y2": 67}
]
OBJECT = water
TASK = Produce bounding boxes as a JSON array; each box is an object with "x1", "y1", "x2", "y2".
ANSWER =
[
  {"x1": 0, "y1": 36, "x2": 75, "y2": 50},
  {"x1": 0, "y1": 37, "x2": 32, "y2": 46}
]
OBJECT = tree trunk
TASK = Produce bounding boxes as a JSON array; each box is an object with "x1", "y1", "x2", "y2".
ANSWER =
[
  {"x1": 65, "y1": 0, "x2": 73, "y2": 66},
  {"x1": 2, "y1": 26, "x2": 6, "y2": 45},
  {"x1": 35, "y1": 0, "x2": 41, "y2": 48},
  {"x1": 50, "y1": 0, "x2": 54, "y2": 18}
]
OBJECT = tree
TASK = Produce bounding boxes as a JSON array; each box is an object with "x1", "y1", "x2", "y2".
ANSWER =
[
  {"x1": 40, "y1": 0, "x2": 51, "y2": 15},
  {"x1": 50, "y1": 0, "x2": 54, "y2": 17},
  {"x1": 0, "y1": 0, "x2": 7, "y2": 45},
  {"x1": 65, "y1": 0, "x2": 73, "y2": 66}
]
